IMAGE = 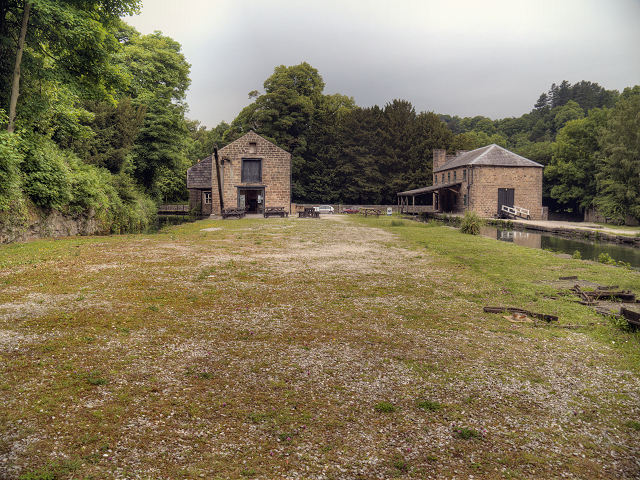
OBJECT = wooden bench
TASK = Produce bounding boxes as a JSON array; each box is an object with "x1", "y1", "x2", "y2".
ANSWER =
[
  {"x1": 264, "y1": 206, "x2": 289, "y2": 218},
  {"x1": 360, "y1": 208, "x2": 381, "y2": 217},
  {"x1": 221, "y1": 207, "x2": 246, "y2": 219},
  {"x1": 298, "y1": 207, "x2": 319, "y2": 218}
]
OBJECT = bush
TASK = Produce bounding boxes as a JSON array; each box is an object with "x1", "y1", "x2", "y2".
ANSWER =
[
  {"x1": 3, "y1": 133, "x2": 155, "y2": 236},
  {"x1": 597, "y1": 253, "x2": 616, "y2": 265},
  {"x1": 0, "y1": 119, "x2": 23, "y2": 210},
  {"x1": 459, "y1": 210, "x2": 484, "y2": 235},
  {"x1": 572, "y1": 250, "x2": 582, "y2": 259},
  {"x1": 21, "y1": 136, "x2": 73, "y2": 209}
]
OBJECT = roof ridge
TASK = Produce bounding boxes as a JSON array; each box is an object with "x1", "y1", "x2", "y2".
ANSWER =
[{"x1": 469, "y1": 144, "x2": 495, "y2": 164}]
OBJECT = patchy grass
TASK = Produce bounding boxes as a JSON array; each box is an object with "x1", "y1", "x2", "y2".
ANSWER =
[{"x1": 0, "y1": 215, "x2": 639, "y2": 479}]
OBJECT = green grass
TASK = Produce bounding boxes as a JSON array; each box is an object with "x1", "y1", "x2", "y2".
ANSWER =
[
  {"x1": 0, "y1": 215, "x2": 639, "y2": 480},
  {"x1": 374, "y1": 401, "x2": 397, "y2": 413},
  {"x1": 417, "y1": 400, "x2": 442, "y2": 412}
]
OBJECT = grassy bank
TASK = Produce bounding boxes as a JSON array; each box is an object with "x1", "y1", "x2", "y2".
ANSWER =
[{"x1": 1, "y1": 216, "x2": 639, "y2": 479}]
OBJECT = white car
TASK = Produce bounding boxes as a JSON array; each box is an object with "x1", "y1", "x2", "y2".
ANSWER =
[{"x1": 314, "y1": 205, "x2": 334, "y2": 214}]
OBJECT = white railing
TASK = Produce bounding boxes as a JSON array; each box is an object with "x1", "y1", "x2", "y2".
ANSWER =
[{"x1": 501, "y1": 205, "x2": 530, "y2": 219}]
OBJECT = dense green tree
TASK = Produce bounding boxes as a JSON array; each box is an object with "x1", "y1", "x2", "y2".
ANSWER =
[
  {"x1": 303, "y1": 93, "x2": 355, "y2": 202},
  {"x1": 379, "y1": 99, "x2": 418, "y2": 195},
  {"x1": 0, "y1": 111, "x2": 23, "y2": 208},
  {"x1": 533, "y1": 93, "x2": 550, "y2": 112},
  {"x1": 595, "y1": 91, "x2": 640, "y2": 222},
  {"x1": 132, "y1": 96, "x2": 189, "y2": 199},
  {"x1": 450, "y1": 132, "x2": 477, "y2": 152},
  {"x1": 225, "y1": 62, "x2": 332, "y2": 200},
  {"x1": 553, "y1": 100, "x2": 585, "y2": 132},
  {"x1": 1, "y1": 0, "x2": 141, "y2": 133},
  {"x1": 571, "y1": 80, "x2": 618, "y2": 112},
  {"x1": 438, "y1": 114, "x2": 462, "y2": 134},
  {"x1": 185, "y1": 120, "x2": 230, "y2": 164},
  {"x1": 335, "y1": 106, "x2": 386, "y2": 204},
  {"x1": 69, "y1": 97, "x2": 146, "y2": 174},
  {"x1": 119, "y1": 28, "x2": 192, "y2": 199},
  {"x1": 411, "y1": 111, "x2": 455, "y2": 187},
  {"x1": 544, "y1": 109, "x2": 607, "y2": 213},
  {"x1": 538, "y1": 80, "x2": 618, "y2": 115}
]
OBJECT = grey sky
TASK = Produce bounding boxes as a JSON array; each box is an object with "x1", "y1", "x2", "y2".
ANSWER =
[{"x1": 125, "y1": 0, "x2": 640, "y2": 129}]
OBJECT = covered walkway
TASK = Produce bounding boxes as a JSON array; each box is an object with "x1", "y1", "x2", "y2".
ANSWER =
[{"x1": 397, "y1": 182, "x2": 462, "y2": 214}]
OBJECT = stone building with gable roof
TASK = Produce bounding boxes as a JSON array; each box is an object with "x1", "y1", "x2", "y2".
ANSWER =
[
  {"x1": 186, "y1": 131, "x2": 292, "y2": 216},
  {"x1": 398, "y1": 144, "x2": 544, "y2": 220}
]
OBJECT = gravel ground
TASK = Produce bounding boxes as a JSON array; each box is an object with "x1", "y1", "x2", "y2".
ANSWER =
[{"x1": 0, "y1": 216, "x2": 639, "y2": 479}]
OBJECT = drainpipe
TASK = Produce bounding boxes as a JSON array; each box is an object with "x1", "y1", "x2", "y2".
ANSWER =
[
  {"x1": 214, "y1": 145, "x2": 224, "y2": 213},
  {"x1": 467, "y1": 166, "x2": 474, "y2": 212}
]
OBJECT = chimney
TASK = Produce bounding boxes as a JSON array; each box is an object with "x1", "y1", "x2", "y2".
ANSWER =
[{"x1": 433, "y1": 149, "x2": 447, "y2": 171}]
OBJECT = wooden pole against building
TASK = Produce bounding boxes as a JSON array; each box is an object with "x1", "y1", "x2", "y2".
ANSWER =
[{"x1": 213, "y1": 145, "x2": 224, "y2": 213}]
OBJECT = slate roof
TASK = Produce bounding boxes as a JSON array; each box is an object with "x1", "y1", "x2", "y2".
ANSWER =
[
  {"x1": 433, "y1": 144, "x2": 543, "y2": 173},
  {"x1": 397, "y1": 182, "x2": 462, "y2": 196},
  {"x1": 186, "y1": 155, "x2": 212, "y2": 189}
]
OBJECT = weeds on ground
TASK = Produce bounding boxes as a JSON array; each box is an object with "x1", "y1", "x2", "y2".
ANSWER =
[
  {"x1": 459, "y1": 210, "x2": 484, "y2": 235},
  {"x1": 417, "y1": 400, "x2": 442, "y2": 412},
  {"x1": 374, "y1": 401, "x2": 397, "y2": 413}
]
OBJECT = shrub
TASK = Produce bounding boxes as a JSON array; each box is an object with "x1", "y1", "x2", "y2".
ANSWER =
[
  {"x1": 459, "y1": 210, "x2": 484, "y2": 235},
  {"x1": 21, "y1": 136, "x2": 73, "y2": 209},
  {"x1": 0, "y1": 120, "x2": 23, "y2": 210},
  {"x1": 597, "y1": 253, "x2": 616, "y2": 265},
  {"x1": 572, "y1": 250, "x2": 582, "y2": 259}
]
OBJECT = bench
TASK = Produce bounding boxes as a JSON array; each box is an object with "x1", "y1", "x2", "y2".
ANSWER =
[
  {"x1": 264, "y1": 206, "x2": 289, "y2": 218},
  {"x1": 360, "y1": 208, "x2": 381, "y2": 217},
  {"x1": 298, "y1": 207, "x2": 319, "y2": 218},
  {"x1": 221, "y1": 207, "x2": 246, "y2": 219}
]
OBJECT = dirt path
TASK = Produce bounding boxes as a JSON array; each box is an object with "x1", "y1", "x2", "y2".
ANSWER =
[{"x1": 0, "y1": 217, "x2": 638, "y2": 479}]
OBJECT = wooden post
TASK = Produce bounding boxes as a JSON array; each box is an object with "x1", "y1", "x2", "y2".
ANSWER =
[{"x1": 214, "y1": 146, "x2": 224, "y2": 213}]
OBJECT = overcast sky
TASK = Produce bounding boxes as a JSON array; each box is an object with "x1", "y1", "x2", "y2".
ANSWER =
[{"x1": 124, "y1": 0, "x2": 640, "y2": 129}]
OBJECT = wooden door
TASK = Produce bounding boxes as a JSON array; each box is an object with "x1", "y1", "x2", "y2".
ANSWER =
[{"x1": 497, "y1": 188, "x2": 514, "y2": 216}]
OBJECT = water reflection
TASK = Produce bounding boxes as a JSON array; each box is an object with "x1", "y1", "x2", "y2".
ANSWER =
[{"x1": 480, "y1": 226, "x2": 640, "y2": 268}]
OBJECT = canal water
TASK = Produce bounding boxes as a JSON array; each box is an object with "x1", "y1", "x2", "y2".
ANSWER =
[{"x1": 480, "y1": 226, "x2": 640, "y2": 269}]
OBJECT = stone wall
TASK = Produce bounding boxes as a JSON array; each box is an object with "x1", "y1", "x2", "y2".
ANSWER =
[
  {"x1": 0, "y1": 209, "x2": 103, "y2": 244},
  {"x1": 470, "y1": 166, "x2": 543, "y2": 220},
  {"x1": 211, "y1": 131, "x2": 291, "y2": 215},
  {"x1": 584, "y1": 207, "x2": 639, "y2": 226}
]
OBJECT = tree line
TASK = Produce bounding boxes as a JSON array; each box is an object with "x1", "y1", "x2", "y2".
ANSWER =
[
  {"x1": 2, "y1": 1, "x2": 638, "y2": 228},
  {"x1": 223, "y1": 66, "x2": 638, "y2": 221},
  {"x1": 1, "y1": 0, "x2": 203, "y2": 232}
]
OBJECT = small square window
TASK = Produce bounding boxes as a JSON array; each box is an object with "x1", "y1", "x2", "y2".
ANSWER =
[
  {"x1": 204, "y1": 192, "x2": 212, "y2": 204},
  {"x1": 248, "y1": 142, "x2": 257, "y2": 154},
  {"x1": 463, "y1": 169, "x2": 467, "y2": 181},
  {"x1": 463, "y1": 194, "x2": 467, "y2": 206}
]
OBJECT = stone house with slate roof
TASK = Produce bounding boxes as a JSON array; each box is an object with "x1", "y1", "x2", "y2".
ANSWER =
[
  {"x1": 398, "y1": 144, "x2": 544, "y2": 220},
  {"x1": 186, "y1": 131, "x2": 291, "y2": 216}
]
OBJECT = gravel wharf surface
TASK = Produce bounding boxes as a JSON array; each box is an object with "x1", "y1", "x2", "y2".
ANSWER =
[{"x1": 0, "y1": 215, "x2": 639, "y2": 479}]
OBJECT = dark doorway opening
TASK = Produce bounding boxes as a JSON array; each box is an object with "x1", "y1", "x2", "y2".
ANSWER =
[
  {"x1": 238, "y1": 188, "x2": 265, "y2": 214},
  {"x1": 498, "y1": 188, "x2": 515, "y2": 216}
]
